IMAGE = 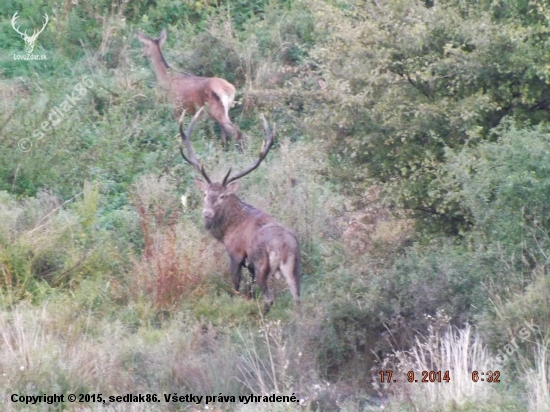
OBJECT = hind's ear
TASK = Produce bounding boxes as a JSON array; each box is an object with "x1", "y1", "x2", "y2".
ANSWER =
[
  {"x1": 158, "y1": 29, "x2": 167, "y2": 47},
  {"x1": 136, "y1": 31, "x2": 152, "y2": 44}
]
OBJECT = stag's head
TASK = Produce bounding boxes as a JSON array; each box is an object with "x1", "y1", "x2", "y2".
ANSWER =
[
  {"x1": 178, "y1": 108, "x2": 275, "y2": 229},
  {"x1": 194, "y1": 181, "x2": 239, "y2": 229},
  {"x1": 136, "y1": 29, "x2": 166, "y2": 58},
  {"x1": 11, "y1": 12, "x2": 48, "y2": 54}
]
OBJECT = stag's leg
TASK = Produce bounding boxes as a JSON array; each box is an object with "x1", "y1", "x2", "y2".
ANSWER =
[
  {"x1": 279, "y1": 254, "x2": 301, "y2": 309},
  {"x1": 243, "y1": 261, "x2": 255, "y2": 299},
  {"x1": 229, "y1": 257, "x2": 243, "y2": 295},
  {"x1": 255, "y1": 259, "x2": 274, "y2": 314},
  {"x1": 247, "y1": 262, "x2": 256, "y2": 280}
]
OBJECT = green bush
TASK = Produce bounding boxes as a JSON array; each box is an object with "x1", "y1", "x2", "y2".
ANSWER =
[
  {"x1": 445, "y1": 124, "x2": 550, "y2": 259},
  {"x1": 2, "y1": 0, "x2": 550, "y2": 408},
  {"x1": 305, "y1": 0, "x2": 550, "y2": 235}
]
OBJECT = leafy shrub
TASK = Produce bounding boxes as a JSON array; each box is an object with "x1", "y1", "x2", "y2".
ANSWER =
[
  {"x1": 444, "y1": 124, "x2": 550, "y2": 260},
  {"x1": 129, "y1": 175, "x2": 215, "y2": 309},
  {"x1": 305, "y1": 0, "x2": 550, "y2": 235}
]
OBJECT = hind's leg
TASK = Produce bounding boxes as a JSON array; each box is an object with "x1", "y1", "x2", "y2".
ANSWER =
[
  {"x1": 218, "y1": 118, "x2": 244, "y2": 153},
  {"x1": 220, "y1": 127, "x2": 228, "y2": 150},
  {"x1": 235, "y1": 130, "x2": 245, "y2": 152}
]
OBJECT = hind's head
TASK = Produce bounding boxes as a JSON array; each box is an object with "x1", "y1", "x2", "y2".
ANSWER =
[{"x1": 136, "y1": 29, "x2": 167, "y2": 59}]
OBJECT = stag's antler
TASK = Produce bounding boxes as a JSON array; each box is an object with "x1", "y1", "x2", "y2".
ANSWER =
[
  {"x1": 179, "y1": 107, "x2": 211, "y2": 183},
  {"x1": 222, "y1": 114, "x2": 275, "y2": 186}
]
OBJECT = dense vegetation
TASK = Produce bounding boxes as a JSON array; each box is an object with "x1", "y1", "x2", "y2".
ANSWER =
[{"x1": 1, "y1": 0, "x2": 549, "y2": 410}]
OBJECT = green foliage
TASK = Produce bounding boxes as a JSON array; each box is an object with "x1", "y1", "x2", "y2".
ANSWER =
[
  {"x1": 479, "y1": 273, "x2": 550, "y2": 374},
  {"x1": 2, "y1": 0, "x2": 550, "y2": 408},
  {"x1": 445, "y1": 124, "x2": 550, "y2": 254},
  {"x1": 313, "y1": 299, "x2": 380, "y2": 379},
  {"x1": 305, "y1": 0, "x2": 550, "y2": 235},
  {"x1": 361, "y1": 124, "x2": 550, "y2": 361},
  {"x1": 0, "y1": 189, "x2": 128, "y2": 303}
]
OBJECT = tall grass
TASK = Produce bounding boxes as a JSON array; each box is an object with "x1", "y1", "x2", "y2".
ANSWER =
[
  {"x1": 521, "y1": 341, "x2": 550, "y2": 411},
  {"x1": 375, "y1": 322, "x2": 517, "y2": 411},
  {"x1": 3, "y1": 1, "x2": 550, "y2": 410},
  {"x1": 129, "y1": 175, "x2": 215, "y2": 309}
]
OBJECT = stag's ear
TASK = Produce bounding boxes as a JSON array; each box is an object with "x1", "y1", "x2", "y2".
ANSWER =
[
  {"x1": 194, "y1": 179, "x2": 209, "y2": 192},
  {"x1": 158, "y1": 29, "x2": 167, "y2": 47},
  {"x1": 225, "y1": 182, "x2": 240, "y2": 194},
  {"x1": 136, "y1": 31, "x2": 151, "y2": 44}
]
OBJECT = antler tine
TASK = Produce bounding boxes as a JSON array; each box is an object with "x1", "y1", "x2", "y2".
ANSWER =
[
  {"x1": 11, "y1": 12, "x2": 26, "y2": 36},
  {"x1": 36, "y1": 14, "x2": 49, "y2": 35},
  {"x1": 178, "y1": 107, "x2": 210, "y2": 183},
  {"x1": 221, "y1": 167, "x2": 232, "y2": 186},
  {"x1": 223, "y1": 113, "x2": 275, "y2": 186}
]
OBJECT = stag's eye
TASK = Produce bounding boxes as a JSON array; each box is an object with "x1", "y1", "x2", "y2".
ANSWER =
[{"x1": 219, "y1": 194, "x2": 226, "y2": 200}]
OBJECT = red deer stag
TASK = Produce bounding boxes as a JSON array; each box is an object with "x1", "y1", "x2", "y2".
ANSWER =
[
  {"x1": 137, "y1": 29, "x2": 243, "y2": 149},
  {"x1": 179, "y1": 107, "x2": 301, "y2": 314}
]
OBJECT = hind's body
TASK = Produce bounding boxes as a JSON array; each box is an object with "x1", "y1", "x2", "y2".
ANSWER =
[
  {"x1": 170, "y1": 74, "x2": 239, "y2": 145},
  {"x1": 136, "y1": 29, "x2": 242, "y2": 148}
]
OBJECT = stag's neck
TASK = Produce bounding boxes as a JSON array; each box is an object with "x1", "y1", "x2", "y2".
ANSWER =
[
  {"x1": 150, "y1": 49, "x2": 171, "y2": 87},
  {"x1": 208, "y1": 195, "x2": 260, "y2": 241}
]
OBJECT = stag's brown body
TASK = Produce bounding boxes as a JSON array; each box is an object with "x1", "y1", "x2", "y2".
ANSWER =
[
  {"x1": 137, "y1": 29, "x2": 242, "y2": 148},
  {"x1": 201, "y1": 182, "x2": 301, "y2": 310},
  {"x1": 179, "y1": 109, "x2": 301, "y2": 313}
]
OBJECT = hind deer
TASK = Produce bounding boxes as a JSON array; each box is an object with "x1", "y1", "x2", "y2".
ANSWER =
[
  {"x1": 179, "y1": 107, "x2": 301, "y2": 314},
  {"x1": 137, "y1": 29, "x2": 243, "y2": 149}
]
